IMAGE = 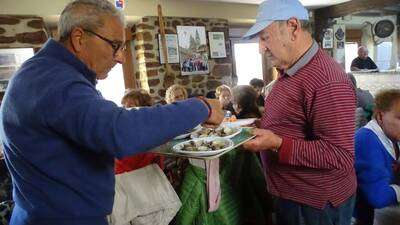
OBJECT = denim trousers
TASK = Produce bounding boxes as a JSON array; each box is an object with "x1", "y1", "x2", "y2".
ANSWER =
[{"x1": 275, "y1": 195, "x2": 356, "y2": 225}]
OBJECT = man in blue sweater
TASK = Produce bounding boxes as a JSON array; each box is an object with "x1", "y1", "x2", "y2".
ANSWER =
[{"x1": 0, "y1": 1, "x2": 223, "y2": 225}]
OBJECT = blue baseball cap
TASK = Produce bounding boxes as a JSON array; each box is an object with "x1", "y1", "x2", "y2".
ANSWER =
[{"x1": 243, "y1": 0, "x2": 309, "y2": 39}]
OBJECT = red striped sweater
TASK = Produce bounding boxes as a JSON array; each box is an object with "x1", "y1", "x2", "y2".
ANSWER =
[{"x1": 260, "y1": 45, "x2": 357, "y2": 209}]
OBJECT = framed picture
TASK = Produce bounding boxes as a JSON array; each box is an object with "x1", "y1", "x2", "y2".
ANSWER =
[
  {"x1": 176, "y1": 26, "x2": 209, "y2": 75},
  {"x1": 322, "y1": 28, "x2": 333, "y2": 49},
  {"x1": 158, "y1": 34, "x2": 180, "y2": 64},
  {"x1": 208, "y1": 32, "x2": 227, "y2": 58}
]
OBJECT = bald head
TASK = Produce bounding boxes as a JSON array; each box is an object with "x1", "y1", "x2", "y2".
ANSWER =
[{"x1": 358, "y1": 46, "x2": 368, "y2": 59}]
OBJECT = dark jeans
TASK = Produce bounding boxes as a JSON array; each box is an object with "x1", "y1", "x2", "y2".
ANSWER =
[{"x1": 275, "y1": 195, "x2": 355, "y2": 225}]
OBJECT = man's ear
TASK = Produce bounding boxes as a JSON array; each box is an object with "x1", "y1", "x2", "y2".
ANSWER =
[
  {"x1": 69, "y1": 27, "x2": 85, "y2": 54},
  {"x1": 287, "y1": 17, "x2": 301, "y2": 40}
]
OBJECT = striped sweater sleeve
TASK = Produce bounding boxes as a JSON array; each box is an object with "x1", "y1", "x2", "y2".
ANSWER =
[{"x1": 279, "y1": 82, "x2": 356, "y2": 170}]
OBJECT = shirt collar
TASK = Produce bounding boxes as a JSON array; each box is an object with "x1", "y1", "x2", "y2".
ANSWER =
[
  {"x1": 36, "y1": 39, "x2": 97, "y2": 85},
  {"x1": 285, "y1": 40, "x2": 319, "y2": 76},
  {"x1": 365, "y1": 119, "x2": 400, "y2": 160}
]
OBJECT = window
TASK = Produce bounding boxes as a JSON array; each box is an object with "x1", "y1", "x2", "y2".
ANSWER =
[
  {"x1": 345, "y1": 42, "x2": 358, "y2": 72},
  {"x1": 0, "y1": 48, "x2": 34, "y2": 91},
  {"x1": 376, "y1": 41, "x2": 392, "y2": 70},
  {"x1": 232, "y1": 42, "x2": 263, "y2": 85},
  {"x1": 96, "y1": 64, "x2": 125, "y2": 106}
]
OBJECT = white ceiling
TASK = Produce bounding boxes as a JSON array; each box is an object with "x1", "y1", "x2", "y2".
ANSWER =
[{"x1": 191, "y1": 0, "x2": 352, "y2": 9}]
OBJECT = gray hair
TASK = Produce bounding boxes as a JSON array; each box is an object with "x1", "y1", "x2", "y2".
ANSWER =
[
  {"x1": 277, "y1": 20, "x2": 311, "y2": 33},
  {"x1": 58, "y1": 0, "x2": 125, "y2": 42}
]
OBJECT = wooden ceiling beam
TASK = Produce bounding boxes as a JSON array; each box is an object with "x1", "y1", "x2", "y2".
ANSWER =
[{"x1": 315, "y1": 0, "x2": 400, "y2": 20}]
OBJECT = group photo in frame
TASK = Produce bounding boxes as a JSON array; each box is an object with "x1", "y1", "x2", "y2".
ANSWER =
[{"x1": 176, "y1": 26, "x2": 209, "y2": 75}]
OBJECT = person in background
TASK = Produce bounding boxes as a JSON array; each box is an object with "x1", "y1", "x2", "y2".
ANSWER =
[
  {"x1": 206, "y1": 90, "x2": 216, "y2": 99},
  {"x1": 242, "y1": 0, "x2": 357, "y2": 225},
  {"x1": 231, "y1": 85, "x2": 262, "y2": 119},
  {"x1": 0, "y1": 1, "x2": 223, "y2": 225},
  {"x1": 347, "y1": 73, "x2": 375, "y2": 129},
  {"x1": 215, "y1": 85, "x2": 235, "y2": 116},
  {"x1": 354, "y1": 89, "x2": 400, "y2": 225},
  {"x1": 121, "y1": 88, "x2": 153, "y2": 108},
  {"x1": 347, "y1": 73, "x2": 374, "y2": 110},
  {"x1": 249, "y1": 78, "x2": 265, "y2": 108},
  {"x1": 351, "y1": 46, "x2": 378, "y2": 72},
  {"x1": 165, "y1": 84, "x2": 188, "y2": 104},
  {"x1": 115, "y1": 89, "x2": 164, "y2": 174}
]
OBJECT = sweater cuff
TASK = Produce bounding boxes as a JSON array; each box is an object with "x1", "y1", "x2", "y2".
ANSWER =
[
  {"x1": 278, "y1": 137, "x2": 293, "y2": 164},
  {"x1": 390, "y1": 184, "x2": 400, "y2": 203},
  {"x1": 196, "y1": 97, "x2": 212, "y2": 119}
]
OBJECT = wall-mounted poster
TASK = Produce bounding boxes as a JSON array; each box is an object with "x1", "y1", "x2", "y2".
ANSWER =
[
  {"x1": 322, "y1": 28, "x2": 333, "y2": 49},
  {"x1": 176, "y1": 26, "x2": 209, "y2": 75},
  {"x1": 208, "y1": 32, "x2": 227, "y2": 58},
  {"x1": 208, "y1": 32, "x2": 226, "y2": 58},
  {"x1": 158, "y1": 34, "x2": 180, "y2": 64}
]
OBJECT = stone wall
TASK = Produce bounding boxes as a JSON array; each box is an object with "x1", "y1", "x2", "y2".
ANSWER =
[
  {"x1": 132, "y1": 16, "x2": 233, "y2": 100},
  {"x1": 0, "y1": 15, "x2": 47, "y2": 48}
]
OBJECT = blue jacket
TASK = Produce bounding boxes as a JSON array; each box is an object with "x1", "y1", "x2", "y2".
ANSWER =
[
  {"x1": 354, "y1": 127, "x2": 399, "y2": 223},
  {"x1": 0, "y1": 39, "x2": 208, "y2": 225}
]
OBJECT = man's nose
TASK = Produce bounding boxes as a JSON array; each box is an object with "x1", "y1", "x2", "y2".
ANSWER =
[{"x1": 114, "y1": 49, "x2": 126, "y2": 64}]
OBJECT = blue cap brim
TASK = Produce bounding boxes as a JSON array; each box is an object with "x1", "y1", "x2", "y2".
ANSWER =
[{"x1": 242, "y1": 20, "x2": 273, "y2": 40}]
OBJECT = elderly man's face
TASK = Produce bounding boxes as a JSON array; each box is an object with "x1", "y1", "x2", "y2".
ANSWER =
[
  {"x1": 358, "y1": 48, "x2": 368, "y2": 59},
  {"x1": 82, "y1": 15, "x2": 125, "y2": 80},
  {"x1": 258, "y1": 22, "x2": 292, "y2": 69}
]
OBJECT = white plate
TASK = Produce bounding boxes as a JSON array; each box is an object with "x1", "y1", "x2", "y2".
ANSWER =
[
  {"x1": 190, "y1": 126, "x2": 242, "y2": 139},
  {"x1": 173, "y1": 124, "x2": 202, "y2": 140},
  {"x1": 172, "y1": 137, "x2": 234, "y2": 156},
  {"x1": 173, "y1": 133, "x2": 191, "y2": 140},
  {"x1": 223, "y1": 118, "x2": 257, "y2": 127}
]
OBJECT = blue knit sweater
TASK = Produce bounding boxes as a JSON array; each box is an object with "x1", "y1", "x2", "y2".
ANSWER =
[
  {"x1": 0, "y1": 39, "x2": 208, "y2": 225},
  {"x1": 354, "y1": 127, "x2": 399, "y2": 223}
]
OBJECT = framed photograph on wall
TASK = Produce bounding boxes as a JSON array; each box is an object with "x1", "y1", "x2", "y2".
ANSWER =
[
  {"x1": 158, "y1": 34, "x2": 180, "y2": 64},
  {"x1": 176, "y1": 26, "x2": 209, "y2": 75},
  {"x1": 208, "y1": 32, "x2": 226, "y2": 58},
  {"x1": 322, "y1": 28, "x2": 333, "y2": 49}
]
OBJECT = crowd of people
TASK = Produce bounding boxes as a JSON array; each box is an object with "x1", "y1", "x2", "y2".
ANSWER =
[{"x1": 0, "y1": 0, "x2": 399, "y2": 225}]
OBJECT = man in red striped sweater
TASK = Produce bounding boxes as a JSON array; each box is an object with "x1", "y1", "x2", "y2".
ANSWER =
[{"x1": 243, "y1": 0, "x2": 357, "y2": 225}]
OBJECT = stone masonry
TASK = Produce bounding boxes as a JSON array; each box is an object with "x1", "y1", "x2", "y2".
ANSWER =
[
  {"x1": 132, "y1": 16, "x2": 233, "y2": 101},
  {"x1": 0, "y1": 15, "x2": 48, "y2": 48}
]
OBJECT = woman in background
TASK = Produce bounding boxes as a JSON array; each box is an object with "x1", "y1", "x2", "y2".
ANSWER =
[
  {"x1": 121, "y1": 88, "x2": 153, "y2": 108},
  {"x1": 215, "y1": 85, "x2": 235, "y2": 115},
  {"x1": 165, "y1": 84, "x2": 188, "y2": 104},
  {"x1": 249, "y1": 78, "x2": 265, "y2": 108},
  {"x1": 231, "y1": 85, "x2": 262, "y2": 119},
  {"x1": 354, "y1": 89, "x2": 400, "y2": 225},
  {"x1": 115, "y1": 89, "x2": 164, "y2": 174}
]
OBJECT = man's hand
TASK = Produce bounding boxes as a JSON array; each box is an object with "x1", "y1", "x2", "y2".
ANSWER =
[
  {"x1": 243, "y1": 128, "x2": 282, "y2": 152},
  {"x1": 200, "y1": 98, "x2": 224, "y2": 127}
]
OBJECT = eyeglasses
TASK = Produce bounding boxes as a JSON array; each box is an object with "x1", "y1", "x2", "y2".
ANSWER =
[{"x1": 83, "y1": 29, "x2": 126, "y2": 56}]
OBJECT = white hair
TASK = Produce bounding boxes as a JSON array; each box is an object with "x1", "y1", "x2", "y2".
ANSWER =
[{"x1": 58, "y1": 0, "x2": 125, "y2": 41}]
